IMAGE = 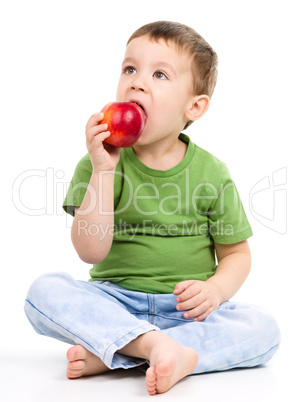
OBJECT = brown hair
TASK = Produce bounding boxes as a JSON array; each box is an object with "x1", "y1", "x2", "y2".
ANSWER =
[{"x1": 127, "y1": 21, "x2": 218, "y2": 129}]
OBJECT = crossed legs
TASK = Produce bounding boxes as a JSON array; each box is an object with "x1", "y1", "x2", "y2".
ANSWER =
[
  {"x1": 66, "y1": 331, "x2": 198, "y2": 395},
  {"x1": 25, "y1": 273, "x2": 280, "y2": 396}
]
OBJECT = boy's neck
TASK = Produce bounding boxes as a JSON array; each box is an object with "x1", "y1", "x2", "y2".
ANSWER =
[{"x1": 132, "y1": 136, "x2": 187, "y2": 171}]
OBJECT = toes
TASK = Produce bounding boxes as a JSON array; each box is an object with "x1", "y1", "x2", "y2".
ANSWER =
[
  {"x1": 68, "y1": 360, "x2": 85, "y2": 370},
  {"x1": 146, "y1": 367, "x2": 157, "y2": 396},
  {"x1": 67, "y1": 368, "x2": 82, "y2": 379},
  {"x1": 146, "y1": 367, "x2": 156, "y2": 381},
  {"x1": 147, "y1": 386, "x2": 157, "y2": 395},
  {"x1": 66, "y1": 345, "x2": 80, "y2": 361},
  {"x1": 67, "y1": 345, "x2": 87, "y2": 362},
  {"x1": 67, "y1": 371, "x2": 82, "y2": 379},
  {"x1": 66, "y1": 359, "x2": 86, "y2": 379}
]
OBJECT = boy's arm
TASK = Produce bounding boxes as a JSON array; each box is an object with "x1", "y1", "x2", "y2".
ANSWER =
[
  {"x1": 71, "y1": 112, "x2": 121, "y2": 264},
  {"x1": 208, "y1": 240, "x2": 251, "y2": 302},
  {"x1": 173, "y1": 240, "x2": 251, "y2": 321},
  {"x1": 71, "y1": 171, "x2": 115, "y2": 264}
]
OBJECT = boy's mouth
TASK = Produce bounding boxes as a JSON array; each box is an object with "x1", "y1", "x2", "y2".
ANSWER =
[{"x1": 130, "y1": 101, "x2": 147, "y2": 118}]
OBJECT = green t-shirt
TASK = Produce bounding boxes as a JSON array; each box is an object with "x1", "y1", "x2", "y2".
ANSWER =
[{"x1": 63, "y1": 134, "x2": 253, "y2": 294}]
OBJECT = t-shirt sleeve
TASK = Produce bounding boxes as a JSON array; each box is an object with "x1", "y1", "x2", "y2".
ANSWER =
[
  {"x1": 63, "y1": 154, "x2": 93, "y2": 217},
  {"x1": 208, "y1": 164, "x2": 253, "y2": 244}
]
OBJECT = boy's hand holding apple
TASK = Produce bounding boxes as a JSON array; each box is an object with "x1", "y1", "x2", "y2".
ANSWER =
[
  {"x1": 85, "y1": 102, "x2": 145, "y2": 173},
  {"x1": 85, "y1": 112, "x2": 121, "y2": 173}
]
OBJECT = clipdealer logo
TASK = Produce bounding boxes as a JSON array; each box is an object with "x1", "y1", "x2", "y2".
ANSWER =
[
  {"x1": 12, "y1": 168, "x2": 68, "y2": 216},
  {"x1": 12, "y1": 166, "x2": 288, "y2": 235},
  {"x1": 249, "y1": 167, "x2": 287, "y2": 235}
]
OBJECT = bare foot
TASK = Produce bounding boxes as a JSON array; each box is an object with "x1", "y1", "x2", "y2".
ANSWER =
[
  {"x1": 66, "y1": 345, "x2": 110, "y2": 379},
  {"x1": 145, "y1": 340, "x2": 198, "y2": 395}
]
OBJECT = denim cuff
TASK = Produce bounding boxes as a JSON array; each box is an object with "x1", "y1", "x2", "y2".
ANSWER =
[{"x1": 103, "y1": 323, "x2": 159, "y2": 369}]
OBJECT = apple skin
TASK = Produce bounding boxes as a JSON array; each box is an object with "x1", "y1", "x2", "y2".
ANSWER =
[{"x1": 100, "y1": 102, "x2": 145, "y2": 148}]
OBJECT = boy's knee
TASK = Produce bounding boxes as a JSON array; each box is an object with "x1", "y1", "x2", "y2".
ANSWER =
[
  {"x1": 227, "y1": 302, "x2": 281, "y2": 357},
  {"x1": 252, "y1": 305, "x2": 281, "y2": 353},
  {"x1": 24, "y1": 272, "x2": 76, "y2": 338},
  {"x1": 265, "y1": 311, "x2": 281, "y2": 348},
  {"x1": 25, "y1": 272, "x2": 72, "y2": 307}
]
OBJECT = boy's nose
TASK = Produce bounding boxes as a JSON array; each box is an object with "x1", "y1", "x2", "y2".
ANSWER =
[{"x1": 131, "y1": 77, "x2": 147, "y2": 92}]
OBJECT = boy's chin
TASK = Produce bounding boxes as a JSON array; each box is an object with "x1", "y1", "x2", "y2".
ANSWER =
[
  {"x1": 131, "y1": 138, "x2": 143, "y2": 147},
  {"x1": 132, "y1": 131, "x2": 148, "y2": 147}
]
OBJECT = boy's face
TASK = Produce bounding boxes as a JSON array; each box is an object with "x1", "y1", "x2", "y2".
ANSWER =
[{"x1": 116, "y1": 35, "x2": 195, "y2": 146}]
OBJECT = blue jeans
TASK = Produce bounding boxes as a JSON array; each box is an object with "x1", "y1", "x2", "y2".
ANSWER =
[{"x1": 24, "y1": 272, "x2": 280, "y2": 373}]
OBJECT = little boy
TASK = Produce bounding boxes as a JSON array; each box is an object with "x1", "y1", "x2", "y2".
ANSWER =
[{"x1": 25, "y1": 21, "x2": 280, "y2": 395}]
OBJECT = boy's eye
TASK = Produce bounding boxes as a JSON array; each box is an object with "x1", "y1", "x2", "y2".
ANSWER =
[
  {"x1": 124, "y1": 66, "x2": 136, "y2": 75},
  {"x1": 153, "y1": 71, "x2": 167, "y2": 80}
]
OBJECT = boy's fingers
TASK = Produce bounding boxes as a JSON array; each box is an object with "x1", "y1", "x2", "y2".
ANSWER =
[
  {"x1": 85, "y1": 112, "x2": 104, "y2": 131},
  {"x1": 193, "y1": 306, "x2": 215, "y2": 322},
  {"x1": 87, "y1": 123, "x2": 108, "y2": 139},
  {"x1": 173, "y1": 281, "x2": 197, "y2": 299},
  {"x1": 177, "y1": 293, "x2": 206, "y2": 311},
  {"x1": 89, "y1": 130, "x2": 111, "y2": 146},
  {"x1": 177, "y1": 287, "x2": 199, "y2": 303},
  {"x1": 173, "y1": 280, "x2": 194, "y2": 293},
  {"x1": 92, "y1": 112, "x2": 104, "y2": 121},
  {"x1": 186, "y1": 300, "x2": 210, "y2": 318}
]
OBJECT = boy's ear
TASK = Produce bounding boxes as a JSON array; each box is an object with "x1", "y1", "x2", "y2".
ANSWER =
[{"x1": 185, "y1": 95, "x2": 210, "y2": 122}]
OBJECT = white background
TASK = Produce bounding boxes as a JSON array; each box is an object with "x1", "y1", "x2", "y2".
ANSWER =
[{"x1": 1, "y1": 0, "x2": 297, "y2": 401}]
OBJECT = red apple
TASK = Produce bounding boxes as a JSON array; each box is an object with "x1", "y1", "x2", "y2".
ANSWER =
[{"x1": 100, "y1": 102, "x2": 145, "y2": 148}]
